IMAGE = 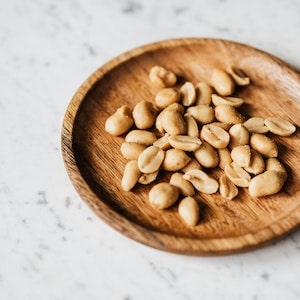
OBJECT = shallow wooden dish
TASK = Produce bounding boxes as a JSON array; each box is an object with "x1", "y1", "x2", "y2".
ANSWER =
[{"x1": 62, "y1": 38, "x2": 300, "y2": 255}]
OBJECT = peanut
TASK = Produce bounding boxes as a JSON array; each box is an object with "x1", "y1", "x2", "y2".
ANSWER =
[
  {"x1": 184, "y1": 114, "x2": 199, "y2": 137},
  {"x1": 161, "y1": 109, "x2": 186, "y2": 136},
  {"x1": 250, "y1": 133, "x2": 278, "y2": 158},
  {"x1": 138, "y1": 146, "x2": 165, "y2": 173},
  {"x1": 229, "y1": 124, "x2": 249, "y2": 148},
  {"x1": 211, "y1": 68, "x2": 235, "y2": 96},
  {"x1": 212, "y1": 94, "x2": 244, "y2": 108},
  {"x1": 195, "y1": 82, "x2": 212, "y2": 105},
  {"x1": 153, "y1": 133, "x2": 171, "y2": 150},
  {"x1": 180, "y1": 158, "x2": 202, "y2": 173},
  {"x1": 168, "y1": 135, "x2": 202, "y2": 152},
  {"x1": 186, "y1": 105, "x2": 215, "y2": 125},
  {"x1": 162, "y1": 148, "x2": 191, "y2": 171},
  {"x1": 105, "y1": 105, "x2": 134, "y2": 136},
  {"x1": 132, "y1": 100, "x2": 157, "y2": 129},
  {"x1": 230, "y1": 145, "x2": 251, "y2": 168},
  {"x1": 265, "y1": 157, "x2": 287, "y2": 182},
  {"x1": 170, "y1": 172, "x2": 195, "y2": 196},
  {"x1": 224, "y1": 162, "x2": 251, "y2": 187},
  {"x1": 180, "y1": 81, "x2": 196, "y2": 106},
  {"x1": 178, "y1": 196, "x2": 200, "y2": 226},
  {"x1": 194, "y1": 142, "x2": 219, "y2": 168},
  {"x1": 138, "y1": 171, "x2": 159, "y2": 185},
  {"x1": 149, "y1": 65, "x2": 177, "y2": 88},
  {"x1": 244, "y1": 149, "x2": 265, "y2": 175},
  {"x1": 218, "y1": 148, "x2": 233, "y2": 170},
  {"x1": 183, "y1": 169, "x2": 219, "y2": 194},
  {"x1": 155, "y1": 88, "x2": 181, "y2": 109},
  {"x1": 120, "y1": 142, "x2": 146, "y2": 160},
  {"x1": 248, "y1": 170, "x2": 285, "y2": 197},
  {"x1": 125, "y1": 130, "x2": 157, "y2": 146},
  {"x1": 264, "y1": 117, "x2": 296, "y2": 136},
  {"x1": 215, "y1": 105, "x2": 245, "y2": 124},
  {"x1": 219, "y1": 174, "x2": 239, "y2": 200},
  {"x1": 243, "y1": 117, "x2": 269, "y2": 134},
  {"x1": 200, "y1": 124, "x2": 230, "y2": 149},
  {"x1": 149, "y1": 182, "x2": 179, "y2": 209},
  {"x1": 227, "y1": 64, "x2": 250, "y2": 86},
  {"x1": 121, "y1": 160, "x2": 141, "y2": 191}
]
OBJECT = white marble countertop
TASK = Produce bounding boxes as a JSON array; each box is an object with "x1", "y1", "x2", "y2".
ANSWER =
[{"x1": 1, "y1": 0, "x2": 300, "y2": 299}]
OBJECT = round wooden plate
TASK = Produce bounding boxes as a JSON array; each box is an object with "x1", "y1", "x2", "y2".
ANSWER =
[{"x1": 61, "y1": 38, "x2": 300, "y2": 255}]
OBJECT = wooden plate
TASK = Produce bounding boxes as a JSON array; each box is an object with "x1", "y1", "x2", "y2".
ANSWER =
[{"x1": 61, "y1": 38, "x2": 300, "y2": 255}]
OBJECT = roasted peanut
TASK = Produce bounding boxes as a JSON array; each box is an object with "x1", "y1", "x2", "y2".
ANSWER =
[
  {"x1": 244, "y1": 149, "x2": 265, "y2": 175},
  {"x1": 210, "y1": 122, "x2": 232, "y2": 131},
  {"x1": 186, "y1": 105, "x2": 215, "y2": 124},
  {"x1": 264, "y1": 117, "x2": 296, "y2": 136},
  {"x1": 162, "y1": 149, "x2": 191, "y2": 171},
  {"x1": 181, "y1": 158, "x2": 202, "y2": 173},
  {"x1": 161, "y1": 109, "x2": 186, "y2": 136},
  {"x1": 265, "y1": 157, "x2": 287, "y2": 182},
  {"x1": 184, "y1": 114, "x2": 199, "y2": 137},
  {"x1": 211, "y1": 68, "x2": 235, "y2": 96},
  {"x1": 243, "y1": 117, "x2": 269, "y2": 134},
  {"x1": 153, "y1": 133, "x2": 171, "y2": 150},
  {"x1": 194, "y1": 142, "x2": 219, "y2": 168},
  {"x1": 155, "y1": 103, "x2": 184, "y2": 133},
  {"x1": 250, "y1": 133, "x2": 278, "y2": 157},
  {"x1": 215, "y1": 105, "x2": 244, "y2": 124},
  {"x1": 121, "y1": 160, "x2": 141, "y2": 191},
  {"x1": 170, "y1": 172, "x2": 195, "y2": 196},
  {"x1": 178, "y1": 196, "x2": 200, "y2": 226},
  {"x1": 120, "y1": 142, "x2": 146, "y2": 160},
  {"x1": 138, "y1": 146, "x2": 165, "y2": 173},
  {"x1": 183, "y1": 169, "x2": 219, "y2": 194},
  {"x1": 218, "y1": 148, "x2": 233, "y2": 170},
  {"x1": 149, "y1": 182, "x2": 179, "y2": 209},
  {"x1": 227, "y1": 65, "x2": 250, "y2": 86},
  {"x1": 168, "y1": 135, "x2": 202, "y2": 152},
  {"x1": 230, "y1": 145, "x2": 251, "y2": 168},
  {"x1": 219, "y1": 174, "x2": 239, "y2": 200},
  {"x1": 181, "y1": 81, "x2": 196, "y2": 106},
  {"x1": 132, "y1": 100, "x2": 157, "y2": 129},
  {"x1": 125, "y1": 130, "x2": 157, "y2": 146},
  {"x1": 248, "y1": 170, "x2": 285, "y2": 197},
  {"x1": 155, "y1": 87, "x2": 181, "y2": 109},
  {"x1": 211, "y1": 94, "x2": 244, "y2": 108},
  {"x1": 195, "y1": 82, "x2": 212, "y2": 105},
  {"x1": 229, "y1": 124, "x2": 249, "y2": 148},
  {"x1": 105, "y1": 105, "x2": 134, "y2": 136},
  {"x1": 149, "y1": 65, "x2": 177, "y2": 88},
  {"x1": 224, "y1": 162, "x2": 251, "y2": 187},
  {"x1": 200, "y1": 124, "x2": 230, "y2": 149},
  {"x1": 138, "y1": 171, "x2": 159, "y2": 185}
]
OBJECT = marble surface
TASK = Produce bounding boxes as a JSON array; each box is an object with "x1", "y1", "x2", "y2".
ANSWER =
[{"x1": 1, "y1": 0, "x2": 300, "y2": 299}]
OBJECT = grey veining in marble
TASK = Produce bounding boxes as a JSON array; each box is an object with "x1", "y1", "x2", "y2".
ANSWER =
[{"x1": 1, "y1": 0, "x2": 300, "y2": 299}]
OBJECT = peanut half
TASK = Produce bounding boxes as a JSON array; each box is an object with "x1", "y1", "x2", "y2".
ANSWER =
[
  {"x1": 149, "y1": 65, "x2": 177, "y2": 88},
  {"x1": 170, "y1": 172, "x2": 195, "y2": 196},
  {"x1": 224, "y1": 162, "x2": 251, "y2": 187},
  {"x1": 200, "y1": 124, "x2": 230, "y2": 149},
  {"x1": 219, "y1": 174, "x2": 239, "y2": 200},
  {"x1": 250, "y1": 133, "x2": 278, "y2": 158},
  {"x1": 121, "y1": 160, "x2": 141, "y2": 191},
  {"x1": 195, "y1": 82, "x2": 212, "y2": 105},
  {"x1": 181, "y1": 81, "x2": 196, "y2": 106},
  {"x1": 155, "y1": 87, "x2": 181, "y2": 109},
  {"x1": 132, "y1": 100, "x2": 157, "y2": 129},
  {"x1": 138, "y1": 145, "x2": 165, "y2": 173},
  {"x1": 248, "y1": 170, "x2": 285, "y2": 197},
  {"x1": 168, "y1": 135, "x2": 202, "y2": 152},
  {"x1": 264, "y1": 117, "x2": 296, "y2": 136},
  {"x1": 162, "y1": 148, "x2": 191, "y2": 171},
  {"x1": 183, "y1": 169, "x2": 219, "y2": 194},
  {"x1": 149, "y1": 182, "x2": 179, "y2": 209},
  {"x1": 211, "y1": 68, "x2": 235, "y2": 96},
  {"x1": 178, "y1": 196, "x2": 200, "y2": 226},
  {"x1": 105, "y1": 105, "x2": 134, "y2": 136}
]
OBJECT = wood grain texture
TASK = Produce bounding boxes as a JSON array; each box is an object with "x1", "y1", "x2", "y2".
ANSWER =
[{"x1": 61, "y1": 38, "x2": 300, "y2": 255}]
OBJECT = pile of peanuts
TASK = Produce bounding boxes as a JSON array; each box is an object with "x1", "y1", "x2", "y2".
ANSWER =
[{"x1": 104, "y1": 65, "x2": 296, "y2": 226}]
